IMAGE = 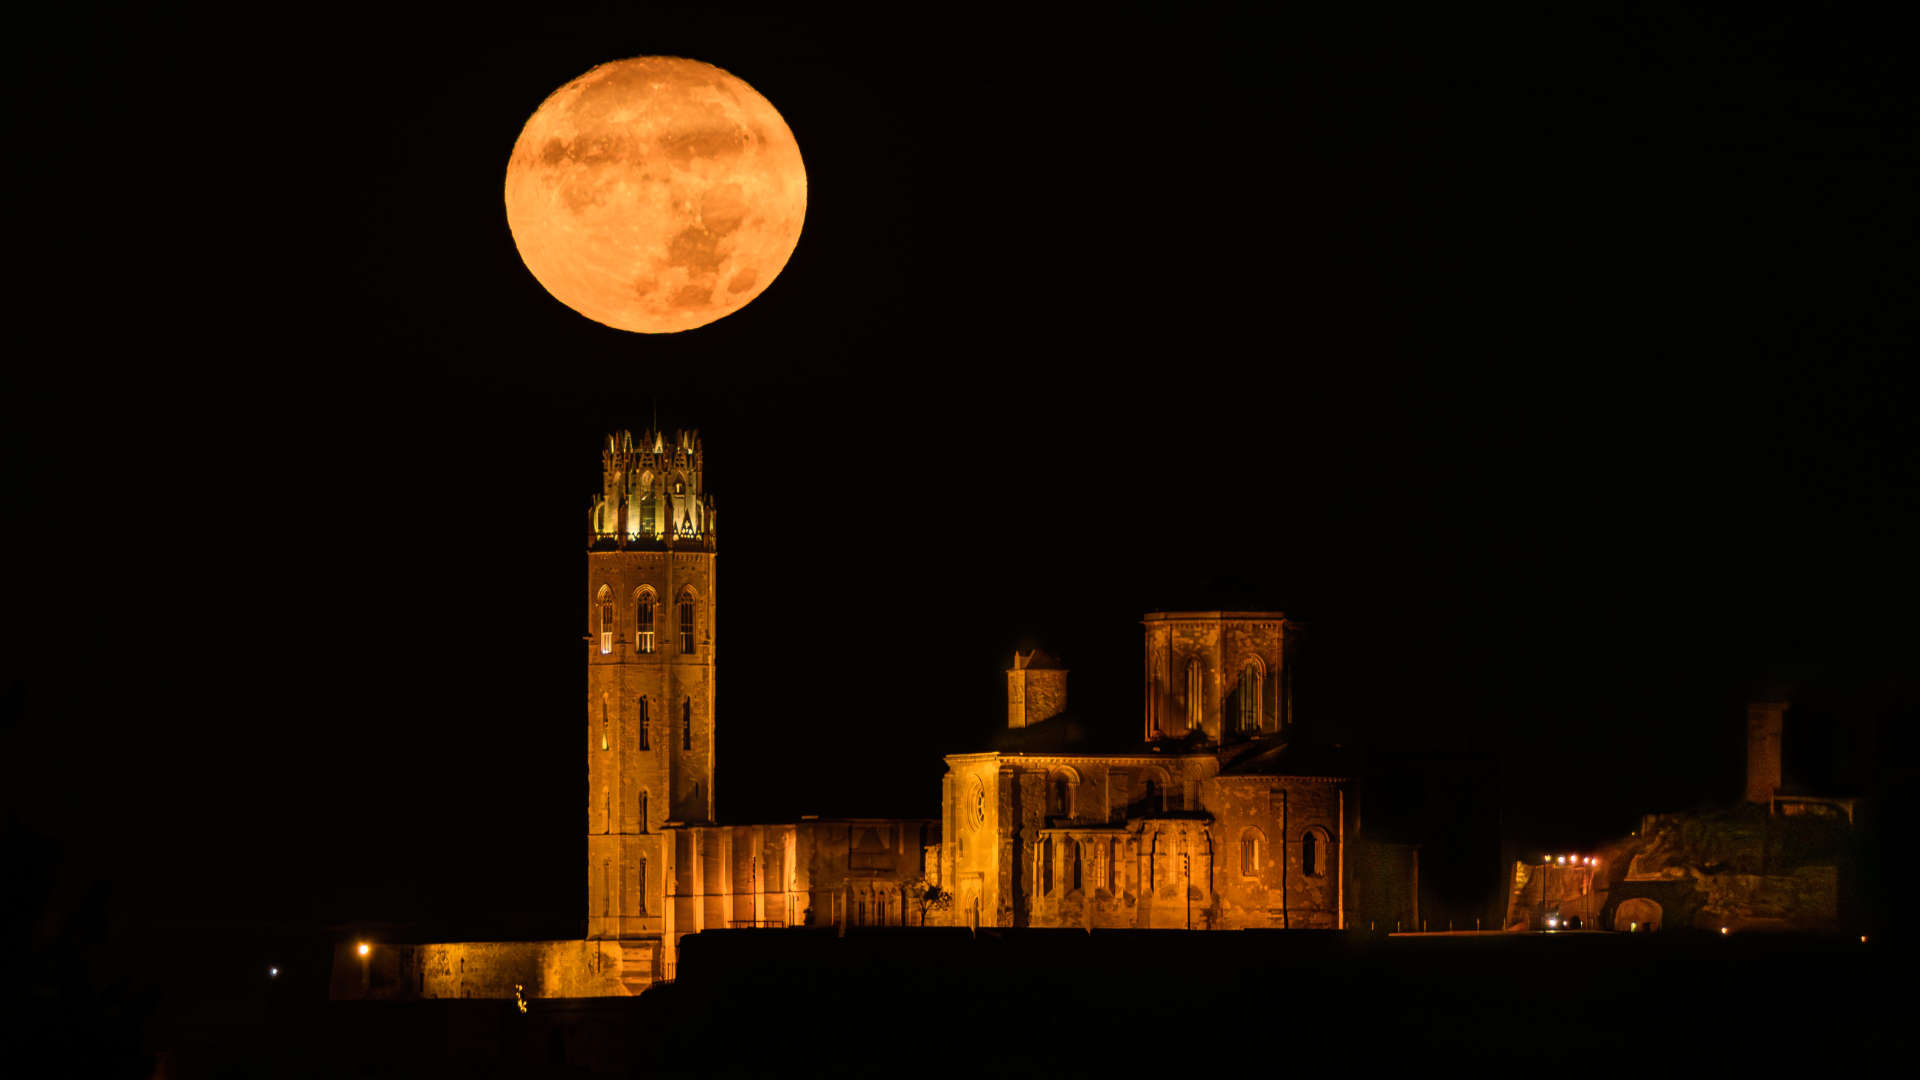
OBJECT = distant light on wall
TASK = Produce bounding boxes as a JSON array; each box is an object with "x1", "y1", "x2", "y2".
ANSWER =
[
  {"x1": 269, "y1": 966, "x2": 279, "y2": 977},
  {"x1": 1720, "y1": 927, "x2": 1729, "y2": 936},
  {"x1": 357, "y1": 942, "x2": 371, "y2": 957}
]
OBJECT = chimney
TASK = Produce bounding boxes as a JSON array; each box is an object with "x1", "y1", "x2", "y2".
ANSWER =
[
  {"x1": 1007, "y1": 649, "x2": 1068, "y2": 729},
  {"x1": 1745, "y1": 701, "x2": 1788, "y2": 804}
]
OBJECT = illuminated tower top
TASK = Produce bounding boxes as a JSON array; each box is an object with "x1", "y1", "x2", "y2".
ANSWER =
[{"x1": 589, "y1": 428, "x2": 714, "y2": 549}]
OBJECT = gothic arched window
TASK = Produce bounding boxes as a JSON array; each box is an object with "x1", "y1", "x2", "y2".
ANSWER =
[
  {"x1": 1238, "y1": 661, "x2": 1263, "y2": 733},
  {"x1": 600, "y1": 692, "x2": 609, "y2": 751},
  {"x1": 638, "y1": 790, "x2": 649, "y2": 833},
  {"x1": 638, "y1": 696, "x2": 650, "y2": 750},
  {"x1": 634, "y1": 587, "x2": 656, "y2": 654},
  {"x1": 1186, "y1": 656, "x2": 1203, "y2": 731},
  {"x1": 597, "y1": 587, "x2": 614, "y2": 655},
  {"x1": 678, "y1": 589, "x2": 696, "y2": 652},
  {"x1": 682, "y1": 697, "x2": 692, "y2": 750}
]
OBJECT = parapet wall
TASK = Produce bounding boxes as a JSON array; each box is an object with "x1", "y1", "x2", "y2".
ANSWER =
[{"x1": 330, "y1": 939, "x2": 641, "y2": 1000}]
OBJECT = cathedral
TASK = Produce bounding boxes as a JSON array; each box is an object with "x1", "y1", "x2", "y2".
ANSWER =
[{"x1": 334, "y1": 428, "x2": 1418, "y2": 999}]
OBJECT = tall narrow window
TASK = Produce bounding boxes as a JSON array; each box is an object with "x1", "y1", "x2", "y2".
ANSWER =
[
  {"x1": 1108, "y1": 839, "x2": 1118, "y2": 892},
  {"x1": 1069, "y1": 841, "x2": 1083, "y2": 892},
  {"x1": 1240, "y1": 829, "x2": 1262, "y2": 876},
  {"x1": 1239, "y1": 662, "x2": 1263, "y2": 733},
  {"x1": 635, "y1": 589, "x2": 656, "y2": 654},
  {"x1": 1303, "y1": 830, "x2": 1322, "y2": 877},
  {"x1": 637, "y1": 859, "x2": 647, "y2": 915},
  {"x1": 678, "y1": 590, "x2": 695, "y2": 652},
  {"x1": 1041, "y1": 836, "x2": 1055, "y2": 896},
  {"x1": 682, "y1": 698, "x2": 692, "y2": 750},
  {"x1": 1186, "y1": 656, "x2": 1203, "y2": 731},
  {"x1": 598, "y1": 589, "x2": 614, "y2": 654},
  {"x1": 600, "y1": 693, "x2": 609, "y2": 751},
  {"x1": 638, "y1": 791, "x2": 649, "y2": 833},
  {"x1": 638, "y1": 492, "x2": 655, "y2": 538},
  {"x1": 638, "y1": 697, "x2": 650, "y2": 749}
]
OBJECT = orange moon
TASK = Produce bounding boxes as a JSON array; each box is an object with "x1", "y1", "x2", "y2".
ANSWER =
[{"x1": 504, "y1": 57, "x2": 806, "y2": 334}]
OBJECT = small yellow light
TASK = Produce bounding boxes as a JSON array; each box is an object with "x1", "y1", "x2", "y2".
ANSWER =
[
  {"x1": 1860, "y1": 935, "x2": 1868, "y2": 944},
  {"x1": 1557, "y1": 856, "x2": 1566, "y2": 865},
  {"x1": 357, "y1": 942, "x2": 371, "y2": 957},
  {"x1": 1719, "y1": 927, "x2": 1729, "y2": 935},
  {"x1": 1591, "y1": 857, "x2": 1601, "y2": 867},
  {"x1": 1629, "y1": 922, "x2": 1638, "y2": 932}
]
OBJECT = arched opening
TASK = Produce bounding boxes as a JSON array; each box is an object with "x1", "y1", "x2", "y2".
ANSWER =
[
  {"x1": 1614, "y1": 897, "x2": 1663, "y2": 933},
  {"x1": 638, "y1": 791, "x2": 649, "y2": 833},
  {"x1": 600, "y1": 692, "x2": 609, "y2": 751},
  {"x1": 678, "y1": 588, "x2": 696, "y2": 652},
  {"x1": 1237, "y1": 659, "x2": 1264, "y2": 733},
  {"x1": 682, "y1": 697, "x2": 692, "y2": 750},
  {"x1": 1302, "y1": 828, "x2": 1328, "y2": 877},
  {"x1": 1239, "y1": 827, "x2": 1266, "y2": 877},
  {"x1": 597, "y1": 586, "x2": 614, "y2": 655},
  {"x1": 1136, "y1": 767, "x2": 1172, "y2": 815},
  {"x1": 1047, "y1": 767, "x2": 1078, "y2": 819},
  {"x1": 637, "y1": 696, "x2": 650, "y2": 749},
  {"x1": 634, "y1": 587, "x2": 656, "y2": 653},
  {"x1": 1186, "y1": 656, "x2": 1203, "y2": 732}
]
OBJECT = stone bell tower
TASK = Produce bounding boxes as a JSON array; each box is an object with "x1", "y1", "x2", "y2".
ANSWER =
[{"x1": 584, "y1": 428, "x2": 717, "y2": 941}]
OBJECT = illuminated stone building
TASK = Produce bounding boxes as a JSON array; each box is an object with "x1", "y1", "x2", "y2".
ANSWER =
[
  {"x1": 333, "y1": 429, "x2": 1413, "y2": 1003},
  {"x1": 582, "y1": 429, "x2": 933, "y2": 987},
  {"x1": 938, "y1": 617, "x2": 1420, "y2": 931}
]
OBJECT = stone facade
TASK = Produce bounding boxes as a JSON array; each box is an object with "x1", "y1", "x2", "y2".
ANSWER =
[
  {"x1": 936, "y1": 616, "x2": 1418, "y2": 932},
  {"x1": 331, "y1": 940, "x2": 634, "y2": 1001},
  {"x1": 581, "y1": 430, "x2": 935, "y2": 980}
]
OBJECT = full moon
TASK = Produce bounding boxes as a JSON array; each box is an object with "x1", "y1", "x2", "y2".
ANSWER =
[{"x1": 504, "y1": 56, "x2": 806, "y2": 334}]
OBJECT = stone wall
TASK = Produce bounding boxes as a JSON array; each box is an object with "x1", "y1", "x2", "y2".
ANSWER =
[
  {"x1": 935, "y1": 751, "x2": 1418, "y2": 931},
  {"x1": 1509, "y1": 804, "x2": 1854, "y2": 933},
  {"x1": 330, "y1": 940, "x2": 634, "y2": 1000}
]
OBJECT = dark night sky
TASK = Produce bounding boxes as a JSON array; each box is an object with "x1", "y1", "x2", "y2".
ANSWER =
[{"x1": 10, "y1": 6, "x2": 1918, "y2": 952}]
